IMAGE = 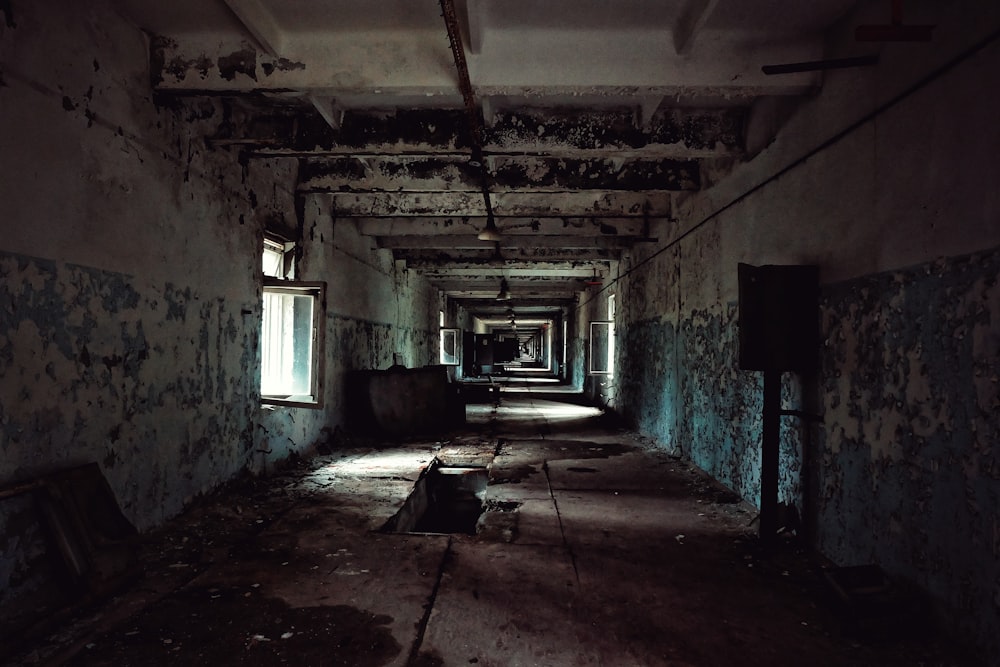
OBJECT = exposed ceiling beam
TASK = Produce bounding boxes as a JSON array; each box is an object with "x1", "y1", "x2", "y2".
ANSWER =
[
  {"x1": 450, "y1": 292, "x2": 577, "y2": 299},
  {"x1": 392, "y1": 248, "x2": 623, "y2": 263},
  {"x1": 433, "y1": 275, "x2": 594, "y2": 287},
  {"x1": 298, "y1": 155, "x2": 699, "y2": 192},
  {"x1": 639, "y1": 96, "x2": 665, "y2": 132},
  {"x1": 442, "y1": 286, "x2": 581, "y2": 298},
  {"x1": 151, "y1": 35, "x2": 821, "y2": 97},
  {"x1": 253, "y1": 145, "x2": 732, "y2": 160},
  {"x1": 324, "y1": 191, "x2": 670, "y2": 217},
  {"x1": 355, "y1": 217, "x2": 658, "y2": 238},
  {"x1": 229, "y1": 107, "x2": 744, "y2": 160},
  {"x1": 467, "y1": 305, "x2": 568, "y2": 315},
  {"x1": 375, "y1": 235, "x2": 646, "y2": 250},
  {"x1": 404, "y1": 259, "x2": 611, "y2": 271},
  {"x1": 307, "y1": 95, "x2": 345, "y2": 131},
  {"x1": 460, "y1": 0, "x2": 484, "y2": 55},
  {"x1": 221, "y1": 0, "x2": 286, "y2": 57},
  {"x1": 479, "y1": 319, "x2": 553, "y2": 327},
  {"x1": 419, "y1": 267, "x2": 606, "y2": 279},
  {"x1": 673, "y1": 0, "x2": 721, "y2": 55}
]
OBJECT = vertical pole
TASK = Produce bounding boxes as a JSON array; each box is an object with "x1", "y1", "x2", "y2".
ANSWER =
[{"x1": 760, "y1": 369, "x2": 781, "y2": 543}]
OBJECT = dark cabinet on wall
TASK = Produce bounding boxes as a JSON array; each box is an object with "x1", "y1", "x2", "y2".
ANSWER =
[
  {"x1": 738, "y1": 262, "x2": 819, "y2": 543},
  {"x1": 738, "y1": 263, "x2": 819, "y2": 373}
]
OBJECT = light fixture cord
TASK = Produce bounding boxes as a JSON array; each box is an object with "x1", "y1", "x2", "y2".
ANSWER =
[{"x1": 440, "y1": 0, "x2": 498, "y2": 234}]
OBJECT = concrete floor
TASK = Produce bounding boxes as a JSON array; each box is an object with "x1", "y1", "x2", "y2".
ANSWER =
[{"x1": 9, "y1": 381, "x2": 971, "y2": 666}]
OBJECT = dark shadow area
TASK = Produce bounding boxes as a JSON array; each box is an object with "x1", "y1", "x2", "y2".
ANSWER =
[{"x1": 381, "y1": 461, "x2": 488, "y2": 535}]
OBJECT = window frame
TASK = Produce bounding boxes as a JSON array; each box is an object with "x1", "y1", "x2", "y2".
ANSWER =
[
  {"x1": 261, "y1": 277, "x2": 326, "y2": 409},
  {"x1": 439, "y1": 328, "x2": 461, "y2": 366},
  {"x1": 588, "y1": 320, "x2": 614, "y2": 376}
]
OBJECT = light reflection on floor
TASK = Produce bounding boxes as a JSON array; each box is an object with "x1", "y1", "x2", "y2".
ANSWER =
[{"x1": 467, "y1": 399, "x2": 602, "y2": 425}]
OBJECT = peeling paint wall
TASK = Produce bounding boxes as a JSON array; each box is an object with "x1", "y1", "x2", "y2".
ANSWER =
[
  {"x1": 0, "y1": 0, "x2": 443, "y2": 625},
  {"x1": 815, "y1": 248, "x2": 1000, "y2": 647},
  {"x1": 0, "y1": 251, "x2": 260, "y2": 522},
  {"x1": 254, "y1": 192, "x2": 441, "y2": 466},
  {"x1": 0, "y1": 0, "x2": 280, "y2": 529},
  {"x1": 615, "y1": 0, "x2": 1000, "y2": 658}
]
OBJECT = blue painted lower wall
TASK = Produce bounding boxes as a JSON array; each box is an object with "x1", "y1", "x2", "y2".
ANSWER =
[
  {"x1": 617, "y1": 245, "x2": 1000, "y2": 656},
  {"x1": 815, "y1": 247, "x2": 1000, "y2": 652},
  {"x1": 0, "y1": 250, "x2": 259, "y2": 527}
]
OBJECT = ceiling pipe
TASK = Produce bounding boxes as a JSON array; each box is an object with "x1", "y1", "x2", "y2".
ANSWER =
[{"x1": 439, "y1": 0, "x2": 501, "y2": 242}]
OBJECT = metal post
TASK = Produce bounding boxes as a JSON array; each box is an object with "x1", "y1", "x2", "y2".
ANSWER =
[{"x1": 760, "y1": 369, "x2": 780, "y2": 542}]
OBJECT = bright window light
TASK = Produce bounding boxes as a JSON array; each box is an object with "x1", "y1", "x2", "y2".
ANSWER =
[
  {"x1": 262, "y1": 238, "x2": 285, "y2": 278},
  {"x1": 589, "y1": 320, "x2": 613, "y2": 375},
  {"x1": 261, "y1": 280, "x2": 325, "y2": 407},
  {"x1": 440, "y1": 328, "x2": 460, "y2": 365}
]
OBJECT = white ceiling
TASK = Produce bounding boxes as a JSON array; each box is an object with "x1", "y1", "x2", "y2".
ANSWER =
[{"x1": 113, "y1": 0, "x2": 863, "y2": 319}]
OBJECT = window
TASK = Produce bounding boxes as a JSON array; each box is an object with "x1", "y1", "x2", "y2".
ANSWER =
[
  {"x1": 262, "y1": 238, "x2": 286, "y2": 278},
  {"x1": 607, "y1": 294, "x2": 616, "y2": 377},
  {"x1": 439, "y1": 328, "x2": 460, "y2": 366},
  {"x1": 589, "y1": 321, "x2": 613, "y2": 375},
  {"x1": 562, "y1": 320, "x2": 567, "y2": 377},
  {"x1": 588, "y1": 292, "x2": 617, "y2": 375},
  {"x1": 261, "y1": 238, "x2": 325, "y2": 408}
]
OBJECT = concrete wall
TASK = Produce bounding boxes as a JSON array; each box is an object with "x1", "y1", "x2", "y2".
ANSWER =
[
  {"x1": 255, "y1": 194, "x2": 442, "y2": 466},
  {"x1": 567, "y1": 296, "x2": 590, "y2": 393},
  {"x1": 0, "y1": 0, "x2": 273, "y2": 528},
  {"x1": 0, "y1": 0, "x2": 439, "y2": 529},
  {"x1": 615, "y1": 0, "x2": 1000, "y2": 657}
]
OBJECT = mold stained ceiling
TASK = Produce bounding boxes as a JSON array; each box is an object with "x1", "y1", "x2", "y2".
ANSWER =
[{"x1": 112, "y1": 0, "x2": 859, "y2": 325}]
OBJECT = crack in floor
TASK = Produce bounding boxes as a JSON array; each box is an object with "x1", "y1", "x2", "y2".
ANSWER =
[
  {"x1": 543, "y1": 460, "x2": 580, "y2": 585},
  {"x1": 405, "y1": 535, "x2": 452, "y2": 666}
]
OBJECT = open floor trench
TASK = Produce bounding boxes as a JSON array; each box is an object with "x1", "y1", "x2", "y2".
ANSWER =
[{"x1": 9, "y1": 379, "x2": 969, "y2": 667}]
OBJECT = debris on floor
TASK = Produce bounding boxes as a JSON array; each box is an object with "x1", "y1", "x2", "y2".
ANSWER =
[{"x1": 3, "y1": 394, "x2": 970, "y2": 667}]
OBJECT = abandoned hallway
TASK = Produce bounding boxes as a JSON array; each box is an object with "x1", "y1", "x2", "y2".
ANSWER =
[
  {"x1": 3, "y1": 0, "x2": 1000, "y2": 664},
  {"x1": 5, "y1": 380, "x2": 969, "y2": 666}
]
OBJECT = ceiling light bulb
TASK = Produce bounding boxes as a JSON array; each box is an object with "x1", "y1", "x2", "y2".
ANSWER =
[
  {"x1": 478, "y1": 226, "x2": 502, "y2": 242},
  {"x1": 477, "y1": 213, "x2": 502, "y2": 242},
  {"x1": 495, "y1": 278, "x2": 511, "y2": 301}
]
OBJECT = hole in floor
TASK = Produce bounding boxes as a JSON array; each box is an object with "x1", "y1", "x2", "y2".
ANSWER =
[
  {"x1": 382, "y1": 459, "x2": 489, "y2": 535},
  {"x1": 483, "y1": 499, "x2": 521, "y2": 512}
]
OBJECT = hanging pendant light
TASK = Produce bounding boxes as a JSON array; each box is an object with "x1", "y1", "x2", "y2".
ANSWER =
[
  {"x1": 495, "y1": 278, "x2": 511, "y2": 301},
  {"x1": 477, "y1": 211, "x2": 502, "y2": 242}
]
